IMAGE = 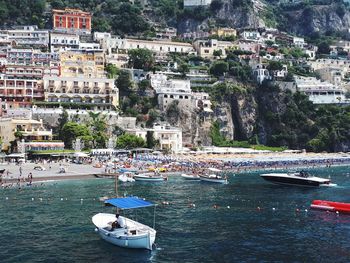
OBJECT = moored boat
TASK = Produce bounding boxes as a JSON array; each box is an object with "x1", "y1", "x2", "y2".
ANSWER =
[
  {"x1": 260, "y1": 171, "x2": 331, "y2": 187},
  {"x1": 310, "y1": 200, "x2": 350, "y2": 214},
  {"x1": 199, "y1": 168, "x2": 228, "y2": 184},
  {"x1": 118, "y1": 172, "x2": 135, "y2": 182},
  {"x1": 92, "y1": 197, "x2": 157, "y2": 250},
  {"x1": 134, "y1": 173, "x2": 166, "y2": 182},
  {"x1": 181, "y1": 174, "x2": 200, "y2": 180}
]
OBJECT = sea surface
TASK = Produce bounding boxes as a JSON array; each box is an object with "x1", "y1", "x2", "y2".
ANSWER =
[{"x1": 1, "y1": 166, "x2": 350, "y2": 263}]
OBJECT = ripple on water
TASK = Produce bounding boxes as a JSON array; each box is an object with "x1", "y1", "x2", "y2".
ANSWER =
[{"x1": 1, "y1": 168, "x2": 350, "y2": 262}]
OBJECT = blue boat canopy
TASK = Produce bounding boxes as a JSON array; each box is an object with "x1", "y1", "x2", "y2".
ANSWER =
[{"x1": 104, "y1": 197, "x2": 154, "y2": 210}]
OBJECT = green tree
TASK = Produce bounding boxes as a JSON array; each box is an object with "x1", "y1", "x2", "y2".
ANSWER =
[
  {"x1": 146, "y1": 131, "x2": 159, "y2": 149},
  {"x1": 58, "y1": 109, "x2": 69, "y2": 140},
  {"x1": 117, "y1": 70, "x2": 132, "y2": 95},
  {"x1": 178, "y1": 63, "x2": 189, "y2": 77},
  {"x1": 105, "y1": 63, "x2": 119, "y2": 79},
  {"x1": 213, "y1": 49, "x2": 223, "y2": 58},
  {"x1": 111, "y1": 3, "x2": 149, "y2": 35},
  {"x1": 210, "y1": 61, "x2": 229, "y2": 77},
  {"x1": 116, "y1": 134, "x2": 146, "y2": 149},
  {"x1": 317, "y1": 41, "x2": 331, "y2": 55},
  {"x1": 146, "y1": 109, "x2": 159, "y2": 128},
  {"x1": 128, "y1": 49, "x2": 155, "y2": 71},
  {"x1": 88, "y1": 112, "x2": 108, "y2": 149},
  {"x1": 267, "y1": 61, "x2": 283, "y2": 71},
  {"x1": 61, "y1": 122, "x2": 91, "y2": 149}
]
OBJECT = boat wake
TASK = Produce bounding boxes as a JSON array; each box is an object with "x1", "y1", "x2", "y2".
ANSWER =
[{"x1": 320, "y1": 183, "x2": 338, "y2": 187}]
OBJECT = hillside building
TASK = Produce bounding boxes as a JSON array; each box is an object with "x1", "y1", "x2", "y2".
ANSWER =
[
  {"x1": 52, "y1": 8, "x2": 92, "y2": 35},
  {"x1": 184, "y1": 0, "x2": 212, "y2": 7}
]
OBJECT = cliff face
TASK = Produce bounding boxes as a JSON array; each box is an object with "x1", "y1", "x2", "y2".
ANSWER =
[
  {"x1": 230, "y1": 92, "x2": 257, "y2": 140},
  {"x1": 284, "y1": 4, "x2": 350, "y2": 36},
  {"x1": 164, "y1": 101, "x2": 234, "y2": 147},
  {"x1": 177, "y1": 0, "x2": 264, "y2": 34}
]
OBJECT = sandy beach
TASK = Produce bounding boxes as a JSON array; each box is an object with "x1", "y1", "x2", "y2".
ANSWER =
[{"x1": 0, "y1": 151, "x2": 349, "y2": 186}]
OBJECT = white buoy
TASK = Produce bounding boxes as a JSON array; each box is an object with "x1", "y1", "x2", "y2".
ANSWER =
[
  {"x1": 80, "y1": 198, "x2": 83, "y2": 201},
  {"x1": 336, "y1": 211, "x2": 340, "y2": 215},
  {"x1": 272, "y1": 207, "x2": 276, "y2": 211},
  {"x1": 227, "y1": 206, "x2": 230, "y2": 209},
  {"x1": 5, "y1": 197, "x2": 8, "y2": 200},
  {"x1": 60, "y1": 198, "x2": 63, "y2": 201},
  {"x1": 39, "y1": 198, "x2": 43, "y2": 201},
  {"x1": 304, "y1": 209, "x2": 308, "y2": 212},
  {"x1": 31, "y1": 198, "x2": 34, "y2": 201}
]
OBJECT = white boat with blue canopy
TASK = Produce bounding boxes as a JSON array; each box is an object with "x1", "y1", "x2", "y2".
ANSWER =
[{"x1": 92, "y1": 197, "x2": 157, "y2": 250}]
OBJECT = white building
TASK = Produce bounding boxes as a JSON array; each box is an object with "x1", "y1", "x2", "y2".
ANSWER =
[
  {"x1": 295, "y1": 76, "x2": 347, "y2": 104},
  {"x1": 151, "y1": 74, "x2": 212, "y2": 112},
  {"x1": 293, "y1": 37, "x2": 305, "y2": 48},
  {"x1": 192, "y1": 92, "x2": 212, "y2": 112},
  {"x1": 50, "y1": 32, "x2": 80, "y2": 51},
  {"x1": 3, "y1": 26, "x2": 49, "y2": 47},
  {"x1": 126, "y1": 123, "x2": 183, "y2": 153},
  {"x1": 253, "y1": 64, "x2": 271, "y2": 84},
  {"x1": 116, "y1": 38, "x2": 194, "y2": 55},
  {"x1": 184, "y1": 0, "x2": 212, "y2": 7},
  {"x1": 241, "y1": 31, "x2": 261, "y2": 41}
]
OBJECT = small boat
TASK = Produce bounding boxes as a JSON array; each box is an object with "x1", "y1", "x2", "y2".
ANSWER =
[
  {"x1": 260, "y1": 171, "x2": 331, "y2": 187},
  {"x1": 181, "y1": 174, "x2": 200, "y2": 180},
  {"x1": 310, "y1": 200, "x2": 350, "y2": 214},
  {"x1": 34, "y1": 165, "x2": 46, "y2": 171},
  {"x1": 118, "y1": 172, "x2": 135, "y2": 183},
  {"x1": 92, "y1": 197, "x2": 157, "y2": 250},
  {"x1": 199, "y1": 168, "x2": 228, "y2": 184},
  {"x1": 134, "y1": 173, "x2": 166, "y2": 182}
]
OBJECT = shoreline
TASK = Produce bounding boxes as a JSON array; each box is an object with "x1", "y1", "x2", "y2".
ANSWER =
[{"x1": 1, "y1": 162, "x2": 349, "y2": 186}]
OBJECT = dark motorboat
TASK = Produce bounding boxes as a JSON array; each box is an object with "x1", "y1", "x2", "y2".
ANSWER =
[{"x1": 260, "y1": 171, "x2": 332, "y2": 187}]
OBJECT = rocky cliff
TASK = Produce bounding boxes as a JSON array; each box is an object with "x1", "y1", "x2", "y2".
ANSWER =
[{"x1": 282, "y1": 3, "x2": 350, "y2": 36}]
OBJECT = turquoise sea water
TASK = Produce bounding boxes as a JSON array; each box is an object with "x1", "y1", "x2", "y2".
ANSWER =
[{"x1": 1, "y1": 166, "x2": 350, "y2": 263}]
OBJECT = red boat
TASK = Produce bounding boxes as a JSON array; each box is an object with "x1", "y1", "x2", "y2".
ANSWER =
[{"x1": 310, "y1": 200, "x2": 350, "y2": 214}]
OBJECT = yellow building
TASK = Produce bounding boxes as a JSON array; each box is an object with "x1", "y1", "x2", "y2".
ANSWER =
[
  {"x1": 43, "y1": 75, "x2": 119, "y2": 109},
  {"x1": 211, "y1": 28, "x2": 237, "y2": 38},
  {"x1": 0, "y1": 118, "x2": 53, "y2": 151},
  {"x1": 60, "y1": 50, "x2": 106, "y2": 78}
]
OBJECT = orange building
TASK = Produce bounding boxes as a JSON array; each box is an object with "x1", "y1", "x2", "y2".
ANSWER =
[{"x1": 52, "y1": 8, "x2": 91, "y2": 35}]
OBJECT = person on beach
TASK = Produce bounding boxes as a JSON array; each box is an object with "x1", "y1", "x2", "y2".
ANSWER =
[
  {"x1": 19, "y1": 166, "x2": 22, "y2": 177},
  {"x1": 28, "y1": 172, "x2": 33, "y2": 185}
]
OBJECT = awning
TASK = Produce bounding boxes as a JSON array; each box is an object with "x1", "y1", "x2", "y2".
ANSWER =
[
  {"x1": 74, "y1": 152, "x2": 89, "y2": 157},
  {"x1": 5, "y1": 153, "x2": 25, "y2": 158},
  {"x1": 104, "y1": 197, "x2": 154, "y2": 210}
]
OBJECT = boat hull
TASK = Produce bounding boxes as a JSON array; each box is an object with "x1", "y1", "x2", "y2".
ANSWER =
[
  {"x1": 181, "y1": 174, "x2": 200, "y2": 180},
  {"x1": 134, "y1": 175, "x2": 165, "y2": 182},
  {"x1": 311, "y1": 200, "x2": 350, "y2": 214},
  {"x1": 92, "y1": 213, "x2": 156, "y2": 250},
  {"x1": 199, "y1": 176, "x2": 228, "y2": 184},
  {"x1": 96, "y1": 228, "x2": 156, "y2": 250},
  {"x1": 260, "y1": 174, "x2": 329, "y2": 187}
]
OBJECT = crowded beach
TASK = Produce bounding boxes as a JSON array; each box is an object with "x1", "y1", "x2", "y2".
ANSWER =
[{"x1": 1, "y1": 148, "x2": 350, "y2": 188}]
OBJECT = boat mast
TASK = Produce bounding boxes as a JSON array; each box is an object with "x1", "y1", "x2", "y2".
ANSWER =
[{"x1": 115, "y1": 173, "x2": 119, "y2": 213}]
